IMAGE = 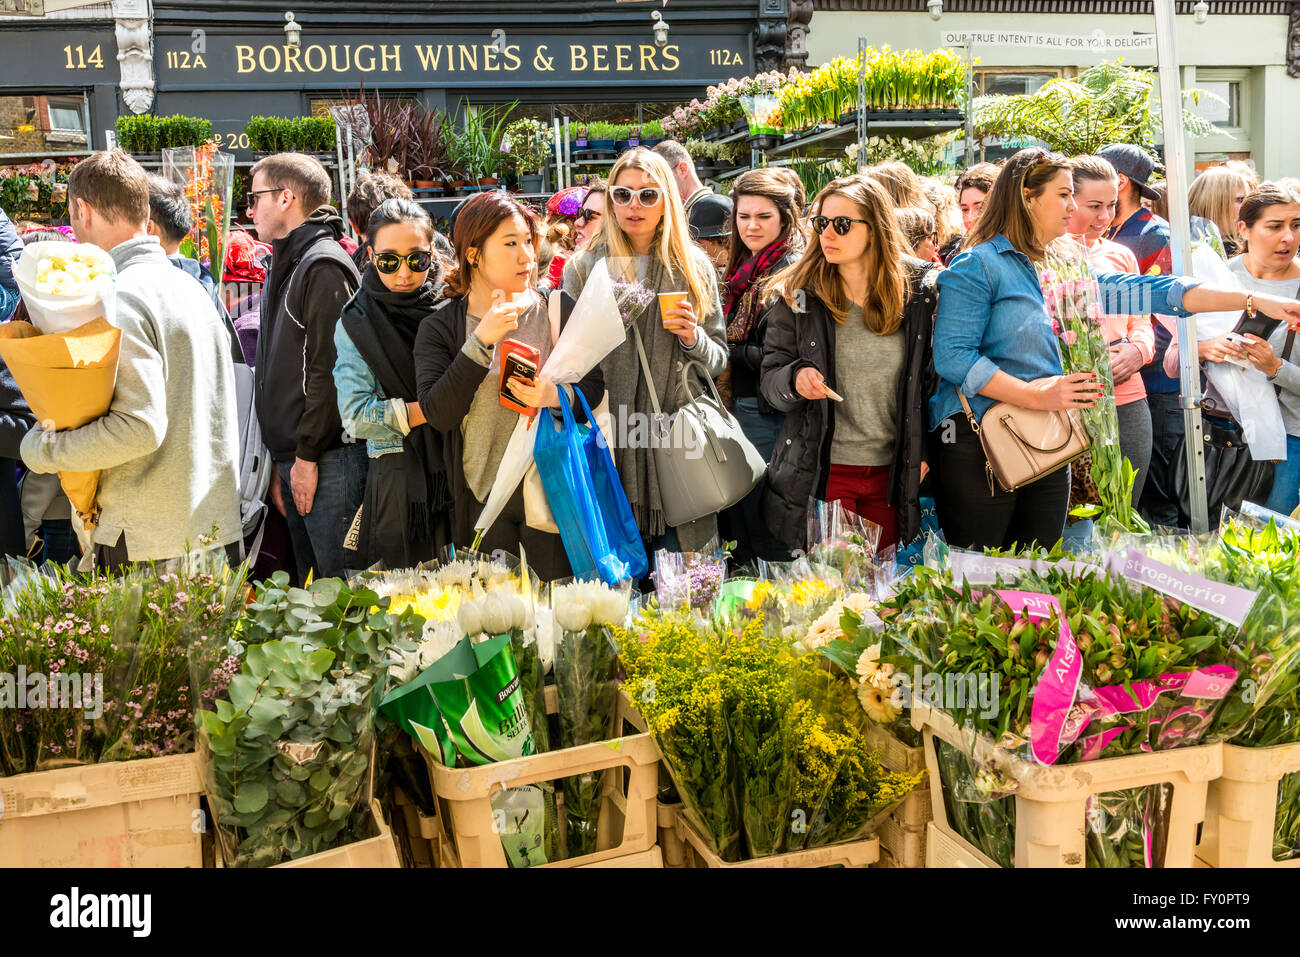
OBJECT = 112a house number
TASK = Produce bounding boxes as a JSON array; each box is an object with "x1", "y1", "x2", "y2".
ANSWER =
[
  {"x1": 709, "y1": 49, "x2": 744, "y2": 66},
  {"x1": 63, "y1": 44, "x2": 105, "y2": 70}
]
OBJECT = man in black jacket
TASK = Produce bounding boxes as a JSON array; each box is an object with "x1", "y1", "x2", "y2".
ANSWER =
[{"x1": 248, "y1": 152, "x2": 363, "y2": 581}]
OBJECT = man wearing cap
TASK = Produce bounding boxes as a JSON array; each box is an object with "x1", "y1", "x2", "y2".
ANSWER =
[
  {"x1": 1098, "y1": 143, "x2": 1182, "y2": 527},
  {"x1": 688, "y1": 193, "x2": 734, "y2": 276}
]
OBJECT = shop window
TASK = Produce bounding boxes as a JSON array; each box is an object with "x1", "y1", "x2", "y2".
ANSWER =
[
  {"x1": 1192, "y1": 74, "x2": 1244, "y2": 131},
  {"x1": 976, "y1": 70, "x2": 1058, "y2": 98},
  {"x1": 0, "y1": 93, "x2": 88, "y2": 154}
]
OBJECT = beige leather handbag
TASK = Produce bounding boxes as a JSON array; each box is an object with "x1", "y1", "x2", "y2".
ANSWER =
[{"x1": 958, "y1": 392, "x2": 1090, "y2": 495}]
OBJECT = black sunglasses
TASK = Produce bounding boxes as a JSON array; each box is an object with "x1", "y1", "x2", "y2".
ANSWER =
[
  {"x1": 374, "y1": 250, "x2": 434, "y2": 274},
  {"x1": 575, "y1": 207, "x2": 602, "y2": 225},
  {"x1": 246, "y1": 187, "x2": 287, "y2": 208},
  {"x1": 810, "y1": 215, "x2": 869, "y2": 236}
]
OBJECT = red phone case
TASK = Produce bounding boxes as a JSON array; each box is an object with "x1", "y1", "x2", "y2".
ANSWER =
[{"x1": 498, "y1": 338, "x2": 542, "y2": 417}]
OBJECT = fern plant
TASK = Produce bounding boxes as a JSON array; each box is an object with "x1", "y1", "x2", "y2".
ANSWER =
[{"x1": 973, "y1": 60, "x2": 1222, "y2": 156}]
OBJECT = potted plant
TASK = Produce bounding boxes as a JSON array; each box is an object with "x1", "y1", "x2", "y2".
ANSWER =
[
  {"x1": 685, "y1": 139, "x2": 716, "y2": 178},
  {"x1": 637, "y1": 119, "x2": 665, "y2": 148},
  {"x1": 503, "y1": 118, "x2": 553, "y2": 194},
  {"x1": 405, "y1": 104, "x2": 450, "y2": 191},
  {"x1": 451, "y1": 100, "x2": 517, "y2": 190},
  {"x1": 585, "y1": 121, "x2": 620, "y2": 156}
]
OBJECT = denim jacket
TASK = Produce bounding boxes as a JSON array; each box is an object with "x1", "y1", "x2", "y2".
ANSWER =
[
  {"x1": 930, "y1": 233, "x2": 1200, "y2": 431},
  {"x1": 333, "y1": 323, "x2": 408, "y2": 458}
]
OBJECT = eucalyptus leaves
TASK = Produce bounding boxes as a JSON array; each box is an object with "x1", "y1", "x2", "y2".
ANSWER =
[{"x1": 193, "y1": 573, "x2": 422, "y2": 867}]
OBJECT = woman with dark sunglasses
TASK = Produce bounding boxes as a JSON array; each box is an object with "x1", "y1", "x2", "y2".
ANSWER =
[
  {"x1": 760, "y1": 175, "x2": 939, "y2": 553},
  {"x1": 332, "y1": 198, "x2": 448, "y2": 567}
]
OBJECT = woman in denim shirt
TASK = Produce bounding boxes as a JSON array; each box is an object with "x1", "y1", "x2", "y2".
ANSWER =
[
  {"x1": 334, "y1": 199, "x2": 447, "y2": 568},
  {"x1": 932, "y1": 148, "x2": 1300, "y2": 550}
]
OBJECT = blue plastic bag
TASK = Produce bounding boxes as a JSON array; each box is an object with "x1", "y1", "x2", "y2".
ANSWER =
[{"x1": 533, "y1": 387, "x2": 647, "y2": 584}]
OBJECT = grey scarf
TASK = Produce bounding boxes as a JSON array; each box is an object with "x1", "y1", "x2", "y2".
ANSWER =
[{"x1": 563, "y1": 249, "x2": 725, "y2": 549}]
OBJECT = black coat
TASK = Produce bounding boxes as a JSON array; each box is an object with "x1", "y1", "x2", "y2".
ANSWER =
[
  {"x1": 413, "y1": 295, "x2": 605, "y2": 547},
  {"x1": 759, "y1": 258, "x2": 939, "y2": 549},
  {"x1": 255, "y1": 207, "x2": 360, "y2": 463}
]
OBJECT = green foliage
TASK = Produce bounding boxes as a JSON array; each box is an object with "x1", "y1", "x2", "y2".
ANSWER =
[
  {"x1": 115, "y1": 114, "x2": 213, "y2": 152},
  {"x1": 448, "y1": 100, "x2": 517, "y2": 180},
  {"x1": 193, "y1": 573, "x2": 422, "y2": 866},
  {"x1": 244, "y1": 115, "x2": 337, "y2": 153},
  {"x1": 973, "y1": 60, "x2": 1222, "y2": 155},
  {"x1": 503, "y1": 118, "x2": 553, "y2": 175}
]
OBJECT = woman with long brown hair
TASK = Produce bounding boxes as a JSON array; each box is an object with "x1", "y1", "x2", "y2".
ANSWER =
[
  {"x1": 562, "y1": 147, "x2": 727, "y2": 552},
  {"x1": 718, "y1": 167, "x2": 806, "y2": 562},
  {"x1": 760, "y1": 174, "x2": 939, "y2": 552},
  {"x1": 414, "y1": 190, "x2": 603, "y2": 579},
  {"x1": 931, "y1": 147, "x2": 1300, "y2": 550}
]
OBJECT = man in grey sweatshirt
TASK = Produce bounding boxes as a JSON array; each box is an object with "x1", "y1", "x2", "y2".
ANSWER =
[{"x1": 19, "y1": 149, "x2": 241, "y2": 563}]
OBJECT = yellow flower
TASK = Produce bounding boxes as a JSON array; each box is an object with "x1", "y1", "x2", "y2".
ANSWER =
[{"x1": 857, "y1": 679, "x2": 901, "y2": 724}]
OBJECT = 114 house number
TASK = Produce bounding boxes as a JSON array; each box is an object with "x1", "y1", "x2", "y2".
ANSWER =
[
  {"x1": 63, "y1": 44, "x2": 105, "y2": 70},
  {"x1": 709, "y1": 49, "x2": 744, "y2": 66}
]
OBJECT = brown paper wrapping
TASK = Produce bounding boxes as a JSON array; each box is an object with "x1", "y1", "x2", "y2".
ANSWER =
[{"x1": 0, "y1": 318, "x2": 122, "y2": 529}]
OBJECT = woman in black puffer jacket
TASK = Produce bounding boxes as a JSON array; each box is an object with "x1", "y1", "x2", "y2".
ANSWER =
[{"x1": 760, "y1": 174, "x2": 938, "y2": 553}]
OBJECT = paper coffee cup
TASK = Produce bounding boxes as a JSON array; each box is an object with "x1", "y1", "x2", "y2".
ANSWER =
[{"x1": 658, "y1": 291, "x2": 688, "y2": 326}]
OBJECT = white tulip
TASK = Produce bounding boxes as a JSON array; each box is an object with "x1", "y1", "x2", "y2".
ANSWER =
[
  {"x1": 483, "y1": 593, "x2": 514, "y2": 635},
  {"x1": 456, "y1": 600, "x2": 483, "y2": 637}
]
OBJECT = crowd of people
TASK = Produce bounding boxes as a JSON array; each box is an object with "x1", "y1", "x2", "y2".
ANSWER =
[{"x1": 2, "y1": 137, "x2": 1300, "y2": 584}]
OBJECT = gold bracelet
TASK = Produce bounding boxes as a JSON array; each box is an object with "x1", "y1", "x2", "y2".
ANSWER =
[{"x1": 1245, "y1": 293, "x2": 1256, "y2": 318}]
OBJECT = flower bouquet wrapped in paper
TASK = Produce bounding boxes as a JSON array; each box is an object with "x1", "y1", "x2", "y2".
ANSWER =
[{"x1": 3, "y1": 242, "x2": 120, "y2": 529}]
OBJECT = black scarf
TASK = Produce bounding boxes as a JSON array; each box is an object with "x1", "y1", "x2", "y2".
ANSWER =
[{"x1": 340, "y1": 267, "x2": 447, "y2": 559}]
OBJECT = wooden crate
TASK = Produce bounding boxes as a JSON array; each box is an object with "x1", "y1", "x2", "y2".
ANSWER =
[
  {"x1": 421, "y1": 691, "x2": 661, "y2": 868},
  {"x1": 274, "y1": 799, "x2": 401, "y2": 868},
  {"x1": 0, "y1": 753, "x2": 203, "y2": 868},
  {"x1": 1198, "y1": 741, "x2": 1300, "y2": 868},
  {"x1": 912, "y1": 703, "x2": 1221, "y2": 868},
  {"x1": 672, "y1": 805, "x2": 879, "y2": 868}
]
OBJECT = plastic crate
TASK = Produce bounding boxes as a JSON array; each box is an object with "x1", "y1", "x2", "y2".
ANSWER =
[
  {"x1": 576, "y1": 845, "x2": 663, "y2": 867},
  {"x1": 925, "y1": 821, "x2": 993, "y2": 868},
  {"x1": 658, "y1": 799, "x2": 688, "y2": 867},
  {"x1": 0, "y1": 753, "x2": 203, "y2": 868},
  {"x1": 274, "y1": 800, "x2": 401, "y2": 868},
  {"x1": 1198, "y1": 741, "x2": 1300, "y2": 868},
  {"x1": 672, "y1": 805, "x2": 879, "y2": 868},
  {"x1": 421, "y1": 690, "x2": 661, "y2": 868},
  {"x1": 864, "y1": 723, "x2": 930, "y2": 868},
  {"x1": 912, "y1": 703, "x2": 1222, "y2": 868}
]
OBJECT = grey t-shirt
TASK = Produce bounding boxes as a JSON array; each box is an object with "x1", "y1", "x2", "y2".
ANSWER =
[
  {"x1": 829, "y1": 303, "x2": 905, "y2": 467},
  {"x1": 1221, "y1": 257, "x2": 1300, "y2": 437}
]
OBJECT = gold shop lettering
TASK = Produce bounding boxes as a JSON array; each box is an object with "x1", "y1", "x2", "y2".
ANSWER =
[{"x1": 229, "y1": 40, "x2": 689, "y2": 75}]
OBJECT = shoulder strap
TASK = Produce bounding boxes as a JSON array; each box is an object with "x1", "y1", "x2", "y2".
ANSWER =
[
  {"x1": 627, "y1": 320, "x2": 663, "y2": 417},
  {"x1": 283, "y1": 241, "x2": 360, "y2": 309},
  {"x1": 957, "y1": 390, "x2": 981, "y2": 433}
]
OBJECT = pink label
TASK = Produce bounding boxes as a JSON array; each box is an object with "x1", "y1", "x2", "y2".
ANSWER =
[
  {"x1": 1182, "y1": 664, "x2": 1238, "y2": 700},
  {"x1": 997, "y1": 590, "x2": 1081, "y2": 766},
  {"x1": 1120, "y1": 548, "x2": 1259, "y2": 627},
  {"x1": 1078, "y1": 726, "x2": 1129, "y2": 762}
]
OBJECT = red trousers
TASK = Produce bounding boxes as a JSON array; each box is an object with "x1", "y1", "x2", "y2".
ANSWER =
[{"x1": 824, "y1": 463, "x2": 898, "y2": 552}]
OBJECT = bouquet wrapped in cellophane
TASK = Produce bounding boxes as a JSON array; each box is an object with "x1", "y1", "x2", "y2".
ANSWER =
[{"x1": 1038, "y1": 253, "x2": 1149, "y2": 534}]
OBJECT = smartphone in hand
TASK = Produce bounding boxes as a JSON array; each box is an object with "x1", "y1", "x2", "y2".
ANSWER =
[{"x1": 499, "y1": 339, "x2": 541, "y2": 416}]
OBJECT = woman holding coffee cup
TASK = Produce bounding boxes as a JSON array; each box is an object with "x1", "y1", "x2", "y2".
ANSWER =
[
  {"x1": 414, "y1": 191, "x2": 603, "y2": 580},
  {"x1": 562, "y1": 148, "x2": 727, "y2": 553}
]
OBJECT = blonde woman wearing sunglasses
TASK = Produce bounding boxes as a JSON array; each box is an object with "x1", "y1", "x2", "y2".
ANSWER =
[
  {"x1": 761, "y1": 175, "x2": 939, "y2": 554},
  {"x1": 562, "y1": 148, "x2": 727, "y2": 552}
]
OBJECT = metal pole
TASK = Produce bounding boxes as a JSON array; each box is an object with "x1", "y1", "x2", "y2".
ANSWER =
[
  {"x1": 1152, "y1": 0, "x2": 1209, "y2": 532},
  {"x1": 856, "y1": 36, "x2": 868, "y2": 173},
  {"x1": 963, "y1": 38, "x2": 976, "y2": 166}
]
